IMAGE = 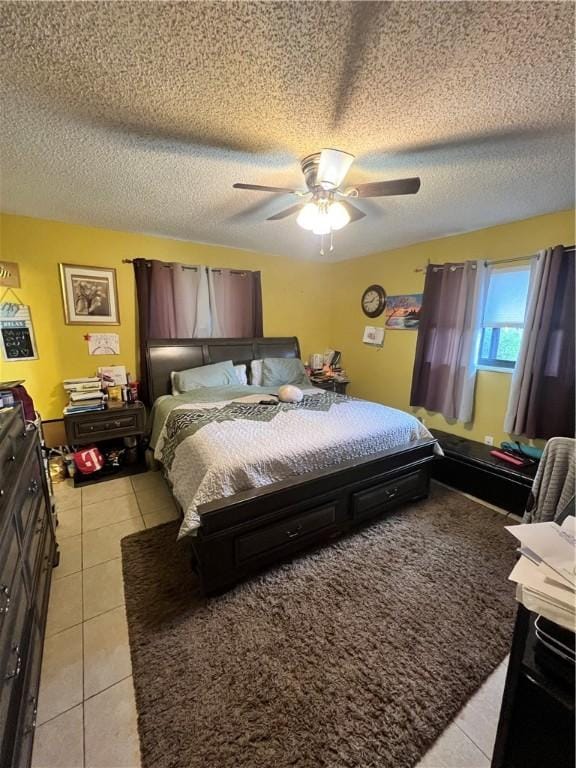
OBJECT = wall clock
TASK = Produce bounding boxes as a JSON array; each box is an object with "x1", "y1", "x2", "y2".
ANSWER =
[{"x1": 361, "y1": 284, "x2": 386, "y2": 318}]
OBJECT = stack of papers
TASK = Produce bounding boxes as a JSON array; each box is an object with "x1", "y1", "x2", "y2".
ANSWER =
[{"x1": 506, "y1": 518, "x2": 575, "y2": 631}]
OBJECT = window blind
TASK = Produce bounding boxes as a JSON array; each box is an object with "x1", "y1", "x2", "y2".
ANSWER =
[{"x1": 482, "y1": 267, "x2": 530, "y2": 327}]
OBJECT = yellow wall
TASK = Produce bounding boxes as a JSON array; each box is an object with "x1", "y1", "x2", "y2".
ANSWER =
[
  {"x1": 0, "y1": 214, "x2": 332, "y2": 419},
  {"x1": 1, "y1": 209, "x2": 574, "y2": 441},
  {"x1": 330, "y1": 209, "x2": 575, "y2": 445}
]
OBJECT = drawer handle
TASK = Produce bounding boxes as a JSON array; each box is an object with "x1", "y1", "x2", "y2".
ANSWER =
[
  {"x1": 104, "y1": 421, "x2": 122, "y2": 429},
  {"x1": 24, "y1": 697, "x2": 38, "y2": 734},
  {"x1": 28, "y1": 478, "x2": 39, "y2": 494},
  {"x1": 286, "y1": 524, "x2": 303, "y2": 539},
  {"x1": 6, "y1": 644, "x2": 22, "y2": 680},
  {"x1": 386, "y1": 488, "x2": 399, "y2": 500},
  {"x1": 0, "y1": 584, "x2": 10, "y2": 614}
]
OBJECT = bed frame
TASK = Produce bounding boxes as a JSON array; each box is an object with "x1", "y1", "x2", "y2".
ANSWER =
[{"x1": 145, "y1": 337, "x2": 438, "y2": 594}]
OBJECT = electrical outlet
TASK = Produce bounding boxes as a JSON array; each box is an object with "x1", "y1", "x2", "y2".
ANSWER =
[{"x1": 484, "y1": 435, "x2": 494, "y2": 446}]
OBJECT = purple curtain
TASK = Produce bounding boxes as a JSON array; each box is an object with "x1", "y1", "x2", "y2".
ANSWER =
[
  {"x1": 133, "y1": 259, "x2": 263, "y2": 400},
  {"x1": 133, "y1": 258, "x2": 152, "y2": 404},
  {"x1": 505, "y1": 246, "x2": 574, "y2": 439},
  {"x1": 410, "y1": 261, "x2": 484, "y2": 422},
  {"x1": 209, "y1": 269, "x2": 263, "y2": 338}
]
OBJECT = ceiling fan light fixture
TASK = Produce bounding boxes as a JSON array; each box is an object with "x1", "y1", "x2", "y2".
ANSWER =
[
  {"x1": 327, "y1": 201, "x2": 351, "y2": 231},
  {"x1": 296, "y1": 202, "x2": 318, "y2": 231},
  {"x1": 316, "y1": 148, "x2": 355, "y2": 190},
  {"x1": 312, "y1": 209, "x2": 332, "y2": 236}
]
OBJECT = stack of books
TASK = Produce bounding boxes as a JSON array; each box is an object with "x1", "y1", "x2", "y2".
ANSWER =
[
  {"x1": 507, "y1": 517, "x2": 575, "y2": 631},
  {"x1": 63, "y1": 377, "x2": 105, "y2": 414}
]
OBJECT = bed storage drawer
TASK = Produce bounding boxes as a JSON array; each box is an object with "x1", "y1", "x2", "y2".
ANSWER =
[
  {"x1": 235, "y1": 504, "x2": 337, "y2": 564},
  {"x1": 351, "y1": 469, "x2": 428, "y2": 521}
]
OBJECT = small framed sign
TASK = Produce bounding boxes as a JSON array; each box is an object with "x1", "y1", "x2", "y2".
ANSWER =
[
  {"x1": 0, "y1": 261, "x2": 21, "y2": 288},
  {"x1": 0, "y1": 303, "x2": 38, "y2": 361},
  {"x1": 59, "y1": 263, "x2": 120, "y2": 325}
]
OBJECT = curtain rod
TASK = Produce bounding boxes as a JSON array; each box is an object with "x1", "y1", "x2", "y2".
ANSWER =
[
  {"x1": 121, "y1": 259, "x2": 250, "y2": 276},
  {"x1": 413, "y1": 245, "x2": 575, "y2": 273}
]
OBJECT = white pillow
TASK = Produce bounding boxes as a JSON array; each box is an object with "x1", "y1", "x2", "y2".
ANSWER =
[
  {"x1": 171, "y1": 363, "x2": 247, "y2": 394},
  {"x1": 234, "y1": 363, "x2": 248, "y2": 386},
  {"x1": 250, "y1": 359, "x2": 263, "y2": 386}
]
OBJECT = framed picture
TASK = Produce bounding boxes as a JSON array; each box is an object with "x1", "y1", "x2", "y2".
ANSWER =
[
  {"x1": 59, "y1": 264, "x2": 120, "y2": 325},
  {"x1": 384, "y1": 294, "x2": 423, "y2": 329},
  {"x1": 0, "y1": 261, "x2": 21, "y2": 288}
]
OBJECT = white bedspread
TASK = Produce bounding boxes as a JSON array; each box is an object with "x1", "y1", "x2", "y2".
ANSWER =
[{"x1": 153, "y1": 389, "x2": 436, "y2": 538}]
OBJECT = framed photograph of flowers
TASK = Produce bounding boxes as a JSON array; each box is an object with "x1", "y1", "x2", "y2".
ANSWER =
[{"x1": 59, "y1": 263, "x2": 120, "y2": 325}]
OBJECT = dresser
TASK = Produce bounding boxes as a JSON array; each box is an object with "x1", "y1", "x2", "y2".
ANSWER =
[{"x1": 0, "y1": 406, "x2": 56, "y2": 768}]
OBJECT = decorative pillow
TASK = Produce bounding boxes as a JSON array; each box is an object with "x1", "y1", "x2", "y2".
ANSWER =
[
  {"x1": 234, "y1": 364, "x2": 248, "y2": 386},
  {"x1": 172, "y1": 360, "x2": 240, "y2": 393},
  {"x1": 171, "y1": 363, "x2": 247, "y2": 394},
  {"x1": 261, "y1": 357, "x2": 310, "y2": 387},
  {"x1": 250, "y1": 359, "x2": 263, "y2": 386}
]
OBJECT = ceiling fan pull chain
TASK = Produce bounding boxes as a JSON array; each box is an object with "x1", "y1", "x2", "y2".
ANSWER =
[
  {"x1": 320, "y1": 234, "x2": 325, "y2": 257},
  {"x1": 329, "y1": 231, "x2": 334, "y2": 253}
]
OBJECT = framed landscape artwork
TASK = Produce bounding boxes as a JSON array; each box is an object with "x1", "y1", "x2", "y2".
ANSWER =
[
  {"x1": 59, "y1": 264, "x2": 120, "y2": 325},
  {"x1": 384, "y1": 294, "x2": 423, "y2": 329}
]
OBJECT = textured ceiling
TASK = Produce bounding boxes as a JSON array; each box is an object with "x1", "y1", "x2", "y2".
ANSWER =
[{"x1": 0, "y1": 1, "x2": 574, "y2": 261}]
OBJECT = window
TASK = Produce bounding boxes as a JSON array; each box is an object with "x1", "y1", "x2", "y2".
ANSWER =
[{"x1": 478, "y1": 266, "x2": 531, "y2": 370}]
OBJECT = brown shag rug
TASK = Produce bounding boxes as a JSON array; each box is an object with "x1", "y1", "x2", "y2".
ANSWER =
[{"x1": 121, "y1": 484, "x2": 517, "y2": 768}]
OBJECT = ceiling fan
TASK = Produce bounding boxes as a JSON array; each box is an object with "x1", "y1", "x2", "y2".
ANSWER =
[{"x1": 233, "y1": 148, "x2": 421, "y2": 237}]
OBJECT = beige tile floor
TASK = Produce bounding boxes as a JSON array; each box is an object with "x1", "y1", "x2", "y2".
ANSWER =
[
  {"x1": 32, "y1": 472, "x2": 178, "y2": 768},
  {"x1": 32, "y1": 477, "x2": 509, "y2": 768}
]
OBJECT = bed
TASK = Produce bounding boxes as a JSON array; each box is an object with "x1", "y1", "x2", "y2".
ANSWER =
[{"x1": 145, "y1": 337, "x2": 439, "y2": 594}]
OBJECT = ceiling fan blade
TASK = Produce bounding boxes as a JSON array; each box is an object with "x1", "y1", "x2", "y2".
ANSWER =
[
  {"x1": 266, "y1": 203, "x2": 303, "y2": 221},
  {"x1": 339, "y1": 200, "x2": 367, "y2": 223},
  {"x1": 317, "y1": 148, "x2": 355, "y2": 190},
  {"x1": 350, "y1": 177, "x2": 421, "y2": 198},
  {"x1": 233, "y1": 182, "x2": 298, "y2": 194}
]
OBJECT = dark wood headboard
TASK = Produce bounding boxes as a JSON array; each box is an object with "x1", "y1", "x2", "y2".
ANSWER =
[{"x1": 145, "y1": 337, "x2": 301, "y2": 404}]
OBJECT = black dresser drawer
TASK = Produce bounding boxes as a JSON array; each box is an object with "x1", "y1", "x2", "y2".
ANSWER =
[
  {"x1": 23, "y1": 501, "x2": 47, "y2": 594},
  {"x1": 12, "y1": 620, "x2": 42, "y2": 768},
  {"x1": 12, "y1": 457, "x2": 43, "y2": 545},
  {"x1": 34, "y1": 523, "x2": 55, "y2": 626},
  {"x1": 235, "y1": 504, "x2": 338, "y2": 564},
  {"x1": 351, "y1": 470, "x2": 428, "y2": 521},
  {"x1": 0, "y1": 416, "x2": 30, "y2": 512},
  {"x1": 0, "y1": 518, "x2": 20, "y2": 639},
  {"x1": 0, "y1": 576, "x2": 29, "y2": 768}
]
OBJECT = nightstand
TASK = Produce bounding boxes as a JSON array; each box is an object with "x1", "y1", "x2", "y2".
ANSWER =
[
  {"x1": 64, "y1": 402, "x2": 147, "y2": 487},
  {"x1": 309, "y1": 378, "x2": 350, "y2": 395}
]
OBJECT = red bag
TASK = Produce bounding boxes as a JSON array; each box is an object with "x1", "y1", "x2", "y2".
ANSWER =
[{"x1": 74, "y1": 445, "x2": 104, "y2": 475}]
